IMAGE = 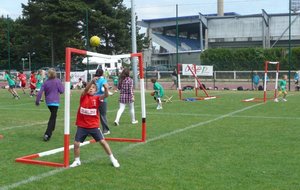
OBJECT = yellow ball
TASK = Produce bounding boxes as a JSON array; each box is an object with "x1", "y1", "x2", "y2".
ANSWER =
[{"x1": 90, "y1": 36, "x2": 101, "y2": 47}]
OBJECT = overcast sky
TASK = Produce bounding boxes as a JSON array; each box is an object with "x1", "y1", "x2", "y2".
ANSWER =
[{"x1": 0, "y1": 0, "x2": 292, "y2": 20}]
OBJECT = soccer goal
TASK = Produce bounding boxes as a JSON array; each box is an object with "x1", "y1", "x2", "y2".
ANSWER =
[
  {"x1": 16, "y1": 47, "x2": 147, "y2": 168},
  {"x1": 243, "y1": 61, "x2": 280, "y2": 103},
  {"x1": 177, "y1": 63, "x2": 216, "y2": 101}
]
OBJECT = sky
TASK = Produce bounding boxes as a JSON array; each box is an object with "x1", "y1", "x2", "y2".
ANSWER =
[{"x1": 0, "y1": 0, "x2": 293, "y2": 20}]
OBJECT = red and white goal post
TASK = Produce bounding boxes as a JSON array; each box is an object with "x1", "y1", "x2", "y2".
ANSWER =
[
  {"x1": 243, "y1": 61, "x2": 280, "y2": 103},
  {"x1": 16, "y1": 47, "x2": 147, "y2": 168},
  {"x1": 177, "y1": 63, "x2": 216, "y2": 100}
]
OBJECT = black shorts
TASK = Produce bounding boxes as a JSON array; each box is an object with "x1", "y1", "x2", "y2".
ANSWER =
[
  {"x1": 9, "y1": 85, "x2": 16, "y2": 89},
  {"x1": 74, "y1": 127, "x2": 104, "y2": 143}
]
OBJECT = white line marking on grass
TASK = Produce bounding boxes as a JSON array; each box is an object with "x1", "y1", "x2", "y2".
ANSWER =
[
  {"x1": 0, "y1": 169, "x2": 65, "y2": 190},
  {"x1": 0, "y1": 102, "x2": 34, "y2": 107},
  {"x1": 0, "y1": 103, "x2": 264, "y2": 190},
  {"x1": 147, "y1": 112, "x2": 300, "y2": 120},
  {"x1": 0, "y1": 121, "x2": 49, "y2": 131}
]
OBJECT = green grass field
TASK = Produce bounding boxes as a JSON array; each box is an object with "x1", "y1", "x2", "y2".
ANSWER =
[{"x1": 0, "y1": 88, "x2": 300, "y2": 190}]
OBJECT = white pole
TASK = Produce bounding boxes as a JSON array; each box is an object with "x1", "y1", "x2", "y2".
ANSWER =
[{"x1": 131, "y1": 0, "x2": 138, "y2": 89}]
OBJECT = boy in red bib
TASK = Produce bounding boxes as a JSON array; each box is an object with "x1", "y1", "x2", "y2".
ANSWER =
[{"x1": 70, "y1": 80, "x2": 120, "y2": 168}]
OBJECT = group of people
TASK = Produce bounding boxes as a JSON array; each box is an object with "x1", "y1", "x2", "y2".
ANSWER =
[
  {"x1": 3, "y1": 69, "x2": 47, "y2": 99},
  {"x1": 3, "y1": 66, "x2": 166, "y2": 167},
  {"x1": 32, "y1": 67, "x2": 164, "y2": 168}
]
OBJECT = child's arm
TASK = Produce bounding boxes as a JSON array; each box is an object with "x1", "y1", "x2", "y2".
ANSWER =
[{"x1": 99, "y1": 84, "x2": 109, "y2": 101}]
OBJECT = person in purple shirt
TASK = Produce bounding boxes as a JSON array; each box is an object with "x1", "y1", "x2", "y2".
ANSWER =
[{"x1": 36, "y1": 68, "x2": 64, "y2": 141}]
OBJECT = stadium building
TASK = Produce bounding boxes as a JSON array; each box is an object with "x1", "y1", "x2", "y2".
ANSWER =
[{"x1": 138, "y1": 1, "x2": 300, "y2": 68}]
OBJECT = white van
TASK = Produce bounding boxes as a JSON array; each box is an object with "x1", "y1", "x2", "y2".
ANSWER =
[{"x1": 82, "y1": 56, "x2": 127, "y2": 77}]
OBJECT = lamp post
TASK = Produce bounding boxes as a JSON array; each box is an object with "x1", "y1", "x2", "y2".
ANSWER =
[
  {"x1": 7, "y1": 15, "x2": 11, "y2": 72},
  {"x1": 21, "y1": 58, "x2": 28, "y2": 70},
  {"x1": 85, "y1": 9, "x2": 90, "y2": 81},
  {"x1": 28, "y1": 52, "x2": 35, "y2": 71}
]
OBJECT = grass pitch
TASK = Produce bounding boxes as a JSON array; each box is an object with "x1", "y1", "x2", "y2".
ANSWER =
[{"x1": 0, "y1": 89, "x2": 300, "y2": 190}]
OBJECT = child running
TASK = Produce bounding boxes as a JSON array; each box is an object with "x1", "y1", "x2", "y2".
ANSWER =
[
  {"x1": 70, "y1": 80, "x2": 120, "y2": 168},
  {"x1": 151, "y1": 78, "x2": 164, "y2": 110},
  {"x1": 274, "y1": 74, "x2": 288, "y2": 102},
  {"x1": 4, "y1": 70, "x2": 20, "y2": 99},
  {"x1": 17, "y1": 71, "x2": 27, "y2": 94}
]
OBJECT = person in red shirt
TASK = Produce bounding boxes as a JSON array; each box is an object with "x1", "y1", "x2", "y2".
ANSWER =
[
  {"x1": 29, "y1": 71, "x2": 37, "y2": 97},
  {"x1": 17, "y1": 71, "x2": 27, "y2": 94},
  {"x1": 70, "y1": 80, "x2": 120, "y2": 168}
]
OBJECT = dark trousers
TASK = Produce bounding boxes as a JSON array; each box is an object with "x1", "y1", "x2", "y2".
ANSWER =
[
  {"x1": 45, "y1": 106, "x2": 58, "y2": 137},
  {"x1": 98, "y1": 102, "x2": 110, "y2": 132}
]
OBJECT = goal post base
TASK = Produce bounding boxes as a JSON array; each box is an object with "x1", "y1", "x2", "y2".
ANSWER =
[{"x1": 242, "y1": 97, "x2": 274, "y2": 102}]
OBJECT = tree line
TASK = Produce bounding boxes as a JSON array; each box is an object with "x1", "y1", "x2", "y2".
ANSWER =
[{"x1": 0, "y1": 0, "x2": 149, "y2": 71}]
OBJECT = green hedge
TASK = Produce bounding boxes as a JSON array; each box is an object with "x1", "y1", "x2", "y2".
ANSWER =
[{"x1": 200, "y1": 47, "x2": 300, "y2": 71}]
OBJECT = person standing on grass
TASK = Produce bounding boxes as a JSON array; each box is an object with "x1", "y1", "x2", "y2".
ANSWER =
[
  {"x1": 17, "y1": 71, "x2": 27, "y2": 94},
  {"x1": 252, "y1": 72, "x2": 260, "y2": 91},
  {"x1": 36, "y1": 70, "x2": 45, "y2": 101},
  {"x1": 95, "y1": 68, "x2": 111, "y2": 135},
  {"x1": 274, "y1": 75, "x2": 288, "y2": 102},
  {"x1": 170, "y1": 68, "x2": 177, "y2": 89},
  {"x1": 112, "y1": 74, "x2": 119, "y2": 92},
  {"x1": 70, "y1": 80, "x2": 120, "y2": 168},
  {"x1": 114, "y1": 68, "x2": 138, "y2": 126},
  {"x1": 29, "y1": 71, "x2": 37, "y2": 97},
  {"x1": 151, "y1": 78, "x2": 164, "y2": 110},
  {"x1": 4, "y1": 70, "x2": 20, "y2": 99},
  {"x1": 36, "y1": 68, "x2": 64, "y2": 141}
]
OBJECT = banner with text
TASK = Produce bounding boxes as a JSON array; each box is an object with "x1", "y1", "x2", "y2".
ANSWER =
[{"x1": 182, "y1": 64, "x2": 213, "y2": 76}]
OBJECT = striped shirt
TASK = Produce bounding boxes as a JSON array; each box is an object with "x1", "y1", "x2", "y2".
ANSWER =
[{"x1": 118, "y1": 77, "x2": 134, "y2": 104}]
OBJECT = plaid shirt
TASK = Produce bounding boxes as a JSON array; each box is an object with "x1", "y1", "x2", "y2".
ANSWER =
[{"x1": 118, "y1": 77, "x2": 134, "y2": 104}]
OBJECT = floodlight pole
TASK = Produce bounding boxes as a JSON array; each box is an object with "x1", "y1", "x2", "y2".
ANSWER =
[
  {"x1": 288, "y1": 0, "x2": 293, "y2": 91},
  {"x1": 176, "y1": 4, "x2": 179, "y2": 88},
  {"x1": 7, "y1": 15, "x2": 11, "y2": 72},
  {"x1": 131, "y1": 0, "x2": 138, "y2": 89},
  {"x1": 85, "y1": 9, "x2": 90, "y2": 81}
]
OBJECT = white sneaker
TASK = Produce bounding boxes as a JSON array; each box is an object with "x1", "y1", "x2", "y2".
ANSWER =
[
  {"x1": 274, "y1": 98, "x2": 278, "y2": 102},
  {"x1": 156, "y1": 106, "x2": 163, "y2": 110},
  {"x1": 108, "y1": 91, "x2": 114, "y2": 96},
  {"x1": 132, "y1": 120, "x2": 138, "y2": 124},
  {"x1": 283, "y1": 99, "x2": 287, "y2": 102},
  {"x1": 103, "y1": 131, "x2": 110, "y2": 135},
  {"x1": 110, "y1": 158, "x2": 120, "y2": 168},
  {"x1": 70, "y1": 160, "x2": 81, "y2": 168}
]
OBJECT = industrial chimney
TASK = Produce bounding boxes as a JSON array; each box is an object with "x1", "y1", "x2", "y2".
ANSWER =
[{"x1": 217, "y1": 0, "x2": 224, "y2": 16}]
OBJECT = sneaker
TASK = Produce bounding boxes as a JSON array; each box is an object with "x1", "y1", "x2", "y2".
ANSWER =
[
  {"x1": 274, "y1": 98, "x2": 278, "y2": 102},
  {"x1": 283, "y1": 99, "x2": 287, "y2": 102},
  {"x1": 132, "y1": 120, "x2": 138, "y2": 124},
  {"x1": 108, "y1": 91, "x2": 114, "y2": 96},
  {"x1": 156, "y1": 106, "x2": 162, "y2": 110},
  {"x1": 103, "y1": 131, "x2": 111, "y2": 135},
  {"x1": 114, "y1": 121, "x2": 119, "y2": 126},
  {"x1": 70, "y1": 160, "x2": 81, "y2": 168},
  {"x1": 43, "y1": 134, "x2": 50, "y2": 141},
  {"x1": 110, "y1": 158, "x2": 120, "y2": 168}
]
